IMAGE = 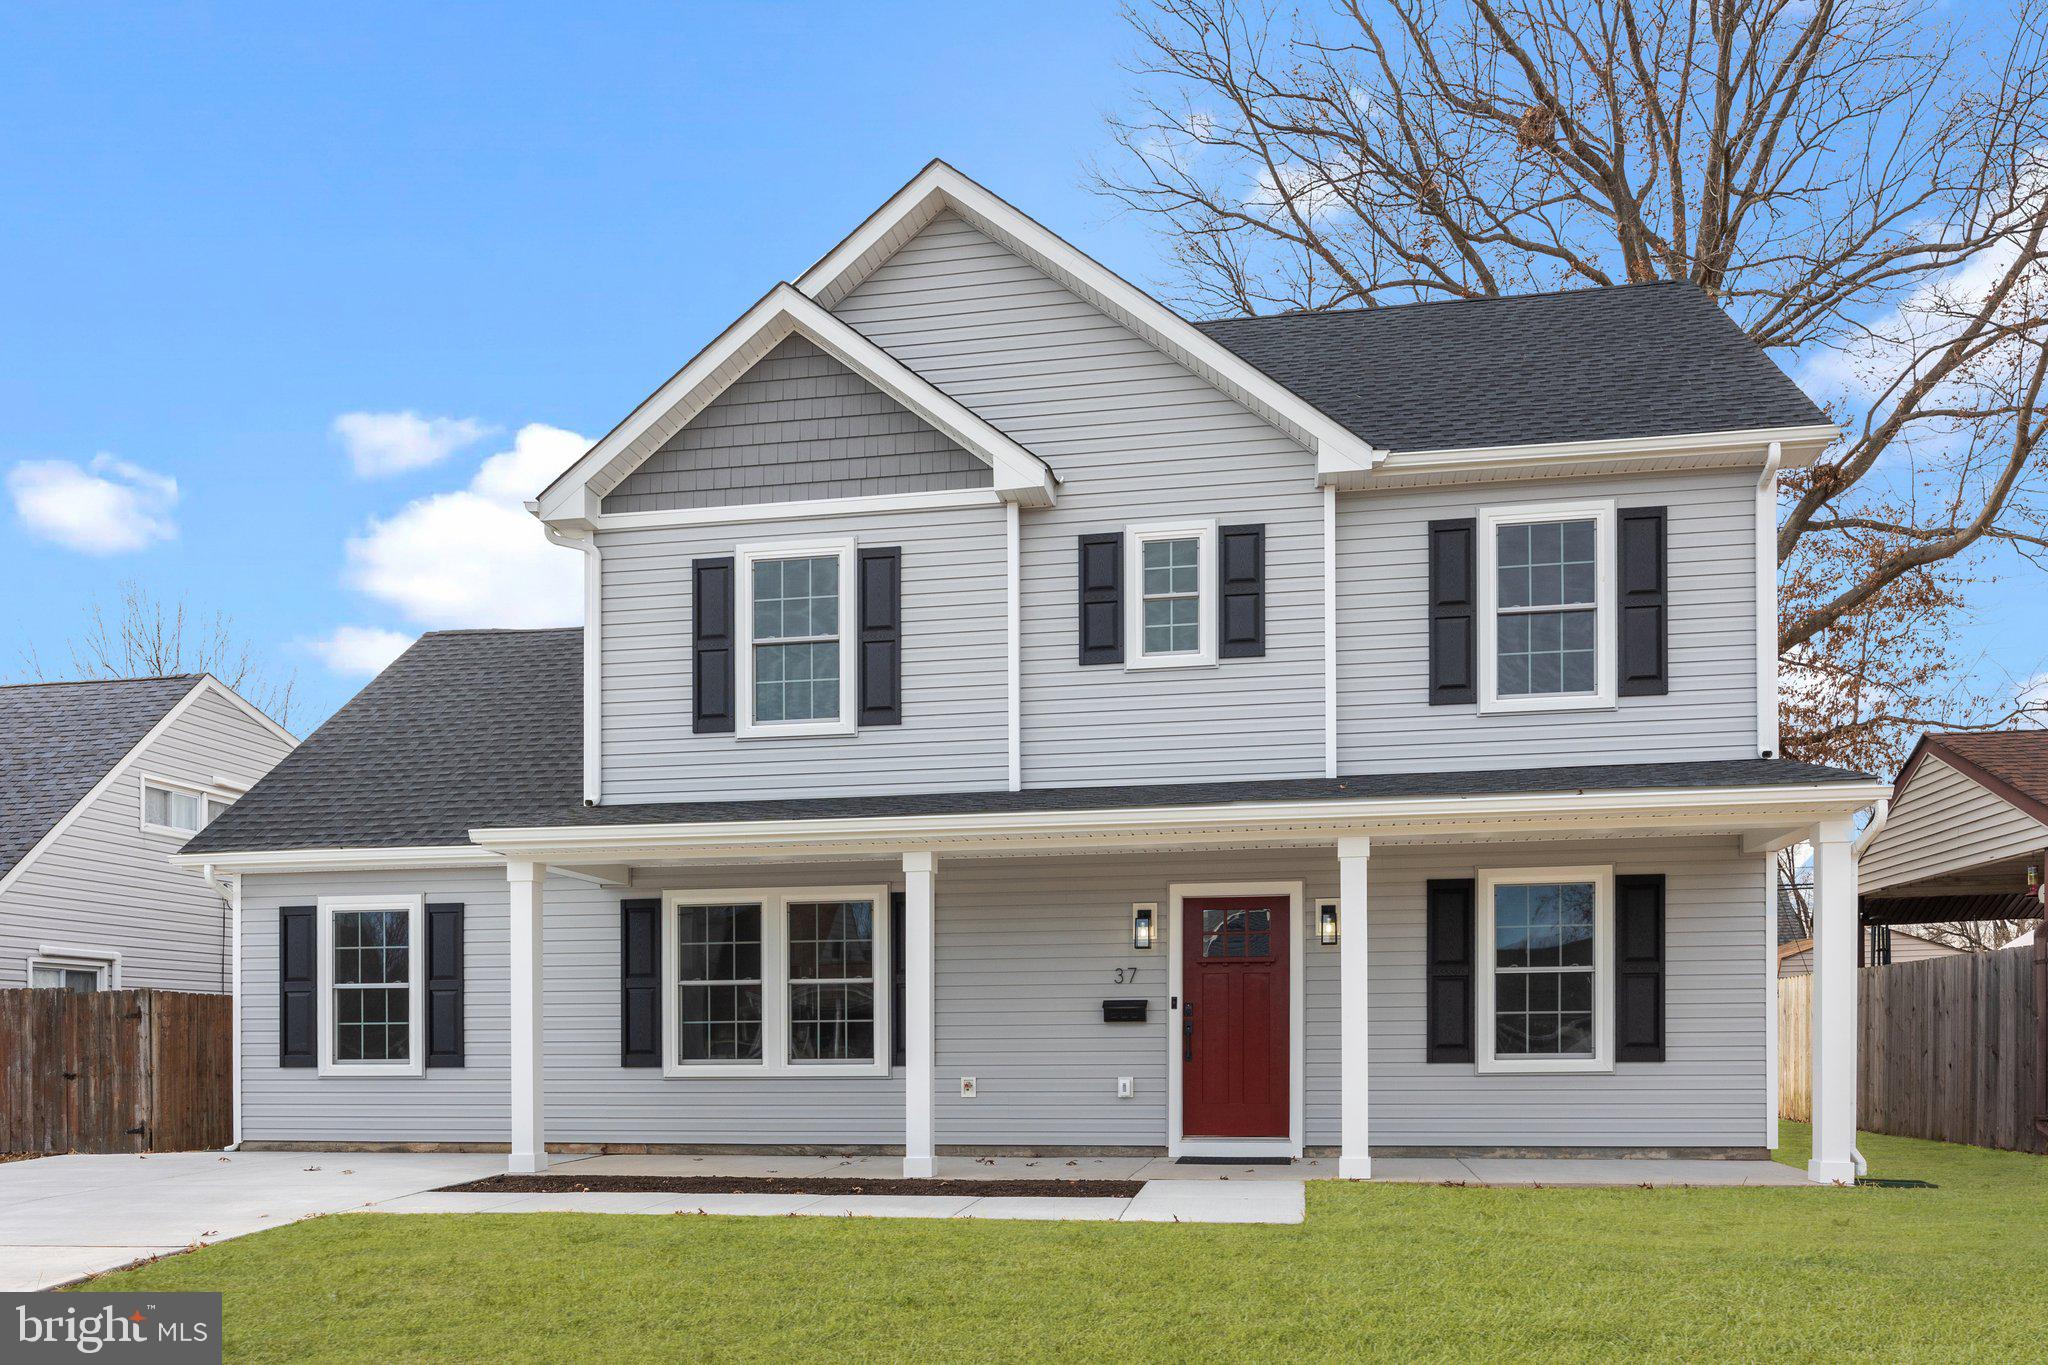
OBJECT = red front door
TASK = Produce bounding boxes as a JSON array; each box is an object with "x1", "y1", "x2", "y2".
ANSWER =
[{"x1": 1181, "y1": 896, "x2": 1289, "y2": 1139}]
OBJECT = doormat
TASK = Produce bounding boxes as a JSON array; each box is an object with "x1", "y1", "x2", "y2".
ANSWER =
[
  {"x1": 1175, "y1": 1156, "x2": 1294, "y2": 1166},
  {"x1": 438, "y1": 1173, "x2": 1145, "y2": 1199}
]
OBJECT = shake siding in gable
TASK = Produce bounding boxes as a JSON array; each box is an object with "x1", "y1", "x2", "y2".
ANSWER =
[
  {"x1": 830, "y1": 211, "x2": 1327, "y2": 787},
  {"x1": 597, "y1": 503, "x2": 1008, "y2": 803},
  {"x1": 601, "y1": 335, "x2": 992, "y2": 514},
  {"x1": 1337, "y1": 468, "x2": 1761, "y2": 772},
  {"x1": 0, "y1": 686, "x2": 293, "y2": 991}
]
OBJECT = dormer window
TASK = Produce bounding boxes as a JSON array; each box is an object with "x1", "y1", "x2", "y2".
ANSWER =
[
  {"x1": 1125, "y1": 520, "x2": 1217, "y2": 669},
  {"x1": 736, "y1": 539, "x2": 858, "y2": 738}
]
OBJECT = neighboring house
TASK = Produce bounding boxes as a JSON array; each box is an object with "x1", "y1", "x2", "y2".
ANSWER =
[
  {"x1": 176, "y1": 162, "x2": 1886, "y2": 1184},
  {"x1": 0, "y1": 676, "x2": 296, "y2": 993},
  {"x1": 1857, "y1": 729, "x2": 2048, "y2": 943}
]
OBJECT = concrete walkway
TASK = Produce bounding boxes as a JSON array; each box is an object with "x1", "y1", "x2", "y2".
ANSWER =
[{"x1": 0, "y1": 1150, "x2": 501, "y2": 1291}]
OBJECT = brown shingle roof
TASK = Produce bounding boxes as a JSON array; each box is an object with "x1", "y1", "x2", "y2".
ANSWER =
[{"x1": 1922, "y1": 730, "x2": 2048, "y2": 822}]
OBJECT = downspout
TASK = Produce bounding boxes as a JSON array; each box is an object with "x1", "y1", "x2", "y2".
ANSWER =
[
  {"x1": 542, "y1": 524, "x2": 604, "y2": 805},
  {"x1": 195, "y1": 862, "x2": 242, "y2": 1150}
]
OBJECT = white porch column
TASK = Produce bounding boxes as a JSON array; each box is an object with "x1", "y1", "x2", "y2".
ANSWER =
[
  {"x1": 1338, "y1": 836, "x2": 1371, "y2": 1179},
  {"x1": 508, "y1": 859, "x2": 548, "y2": 1175},
  {"x1": 902, "y1": 850, "x2": 937, "y2": 1178},
  {"x1": 1807, "y1": 820, "x2": 1859, "y2": 1183}
]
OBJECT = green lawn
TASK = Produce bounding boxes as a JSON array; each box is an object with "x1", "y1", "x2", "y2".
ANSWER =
[{"x1": 86, "y1": 1124, "x2": 2047, "y2": 1362}]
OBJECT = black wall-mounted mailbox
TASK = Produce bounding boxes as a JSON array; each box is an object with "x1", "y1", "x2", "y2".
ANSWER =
[{"x1": 1102, "y1": 998, "x2": 1147, "y2": 1023}]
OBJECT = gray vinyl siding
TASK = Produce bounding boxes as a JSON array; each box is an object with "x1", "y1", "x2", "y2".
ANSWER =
[
  {"x1": 596, "y1": 502, "x2": 1008, "y2": 803},
  {"x1": 0, "y1": 686, "x2": 292, "y2": 991},
  {"x1": 1337, "y1": 469, "x2": 1761, "y2": 772},
  {"x1": 602, "y1": 335, "x2": 991, "y2": 514},
  {"x1": 1860, "y1": 755, "x2": 2048, "y2": 892},
  {"x1": 238, "y1": 838, "x2": 1767, "y2": 1151},
  {"x1": 832, "y1": 210, "x2": 1327, "y2": 787}
]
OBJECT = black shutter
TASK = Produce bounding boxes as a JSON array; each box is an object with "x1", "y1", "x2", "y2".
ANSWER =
[
  {"x1": 1077, "y1": 532, "x2": 1124, "y2": 665},
  {"x1": 692, "y1": 556, "x2": 736, "y2": 734},
  {"x1": 1425, "y1": 879, "x2": 1476, "y2": 1063},
  {"x1": 1614, "y1": 874, "x2": 1667, "y2": 1062},
  {"x1": 620, "y1": 898, "x2": 662, "y2": 1067},
  {"x1": 858, "y1": 547, "x2": 903, "y2": 727},
  {"x1": 890, "y1": 890, "x2": 907, "y2": 1069},
  {"x1": 425, "y1": 903, "x2": 465, "y2": 1068},
  {"x1": 1427, "y1": 519, "x2": 1477, "y2": 705},
  {"x1": 279, "y1": 906, "x2": 316, "y2": 1068},
  {"x1": 1617, "y1": 507, "x2": 1669, "y2": 697},
  {"x1": 1218, "y1": 524, "x2": 1266, "y2": 659}
]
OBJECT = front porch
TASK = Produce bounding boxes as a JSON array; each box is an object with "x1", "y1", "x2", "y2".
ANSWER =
[{"x1": 467, "y1": 767, "x2": 1882, "y2": 1186}]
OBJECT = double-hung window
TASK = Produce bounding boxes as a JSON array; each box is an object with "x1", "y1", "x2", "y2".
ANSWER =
[
  {"x1": 140, "y1": 776, "x2": 236, "y2": 838},
  {"x1": 1477, "y1": 500, "x2": 1615, "y2": 713},
  {"x1": 316, "y1": 896, "x2": 425, "y2": 1076},
  {"x1": 662, "y1": 886, "x2": 889, "y2": 1076},
  {"x1": 736, "y1": 539, "x2": 857, "y2": 737},
  {"x1": 1476, "y1": 866, "x2": 1612, "y2": 1074},
  {"x1": 1125, "y1": 520, "x2": 1217, "y2": 668}
]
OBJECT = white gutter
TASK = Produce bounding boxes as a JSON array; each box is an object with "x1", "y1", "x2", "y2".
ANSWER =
[{"x1": 1756, "y1": 442, "x2": 1783, "y2": 758}]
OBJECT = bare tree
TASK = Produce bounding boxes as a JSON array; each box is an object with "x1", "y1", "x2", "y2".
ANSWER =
[
  {"x1": 1096, "y1": 0, "x2": 2048, "y2": 772},
  {"x1": 20, "y1": 581, "x2": 296, "y2": 729},
  {"x1": 1912, "y1": 917, "x2": 2036, "y2": 951}
]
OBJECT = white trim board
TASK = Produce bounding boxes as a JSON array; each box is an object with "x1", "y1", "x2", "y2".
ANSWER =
[
  {"x1": 794, "y1": 160, "x2": 1385, "y2": 485},
  {"x1": 534, "y1": 282, "x2": 1056, "y2": 524},
  {"x1": 1164, "y1": 881, "x2": 1306, "y2": 1159}
]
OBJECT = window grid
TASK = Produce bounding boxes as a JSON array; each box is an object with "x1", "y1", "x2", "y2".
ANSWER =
[
  {"x1": 1140, "y1": 537, "x2": 1201, "y2": 656},
  {"x1": 751, "y1": 554, "x2": 841, "y2": 724},
  {"x1": 1494, "y1": 519, "x2": 1597, "y2": 697},
  {"x1": 676, "y1": 904, "x2": 764, "y2": 1063},
  {"x1": 332, "y1": 909, "x2": 411, "y2": 1063},
  {"x1": 787, "y1": 900, "x2": 876, "y2": 1063},
  {"x1": 1200, "y1": 906, "x2": 1273, "y2": 960},
  {"x1": 1491, "y1": 882, "x2": 1596, "y2": 1057}
]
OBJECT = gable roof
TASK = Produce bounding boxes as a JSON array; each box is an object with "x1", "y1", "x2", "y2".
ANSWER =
[
  {"x1": 535, "y1": 282, "x2": 1056, "y2": 525},
  {"x1": 1892, "y1": 730, "x2": 2048, "y2": 828},
  {"x1": 794, "y1": 160, "x2": 1386, "y2": 485},
  {"x1": 1196, "y1": 283, "x2": 1831, "y2": 458},
  {"x1": 183, "y1": 627, "x2": 1875, "y2": 857},
  {"x1": 0, "y1": 675, "x2": 204, "y2": 881}
]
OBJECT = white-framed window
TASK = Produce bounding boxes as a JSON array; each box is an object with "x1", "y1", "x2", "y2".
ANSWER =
[
  {"x1": 1475, "y1": 865, "x2": 1613, "y2": 1074},
  {"x1": 1125, "y1": 519, "x2": 1217, "y2": 669},
  {"x1": 735, "y1": 538, "x2": 858, "y2": 737},
  {"x1": 661, "y1": 885, "x2": 890, "y2": 1077},
  {"x1": 139, "y1": 775, "x2": 238, "y2": 838},
  {"x1": 1476, "y1": 499, "x2": 1615, "y2": 714},
  {"x1": 316, "y1": 895, "x2": 425, "y2": 1077},
  {"x1": 28, "y1": 948, "x2": 119, "y2": 992}
]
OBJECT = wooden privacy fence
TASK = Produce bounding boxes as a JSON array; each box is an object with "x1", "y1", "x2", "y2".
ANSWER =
[
  {"x1": 1779, "y1": 942, "x2": 2045, "y2": 1153},
  {"x1": 0, "y1": 989, "x2": 232, "y2": 1154}
]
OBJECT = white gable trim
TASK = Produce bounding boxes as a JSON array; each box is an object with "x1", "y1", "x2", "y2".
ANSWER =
[
  {"x1": 535, "y1": 282, "x2": 1056, "y2": 525},
  {"x1": 794, "y1": 161, "x2": 1386, "y2": 484}
]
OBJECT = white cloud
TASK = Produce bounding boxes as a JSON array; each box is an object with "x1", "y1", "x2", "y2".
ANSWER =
[
  {"x1": 6, "y1": 453, "x2": 179, "y2": 554},
  {"x1": 303, "y1": 626, "x2": 416, "y2": 676},
  {"x1": 339, "y1": 423, "x2": 588, "y2": 630},
  {"x1": 333, "y1": 410, "x2": 493, "y2": 478}
]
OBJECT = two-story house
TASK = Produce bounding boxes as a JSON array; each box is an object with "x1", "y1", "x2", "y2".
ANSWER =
[
  {"x1": 177, "y1": 164, "x2": 1883, "y2": 1183},
  {"x1": 1, "y1": 674, "x2": 295, "y2": 992}
]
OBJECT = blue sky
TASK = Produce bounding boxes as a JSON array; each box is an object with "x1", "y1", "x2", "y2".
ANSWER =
[{"x1": 3, "y1": 2, "x2": 2042, "y2": 735}]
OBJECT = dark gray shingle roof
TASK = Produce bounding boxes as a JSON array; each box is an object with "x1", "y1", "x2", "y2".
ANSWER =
[
  {"x1": 188, "y1": 628, "x2": 1872, "y2": 854},
  {"x1": 0, "y1": 675, "x2": 204, "y2": 878},
  {"x1": 1196, "y1": 282, "x2": 1826, "y2": 453}
]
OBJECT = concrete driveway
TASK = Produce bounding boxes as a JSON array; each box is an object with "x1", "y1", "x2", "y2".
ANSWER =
[{"x1": 0, "y1": 1150, "x2": 501, "y2": 1291}]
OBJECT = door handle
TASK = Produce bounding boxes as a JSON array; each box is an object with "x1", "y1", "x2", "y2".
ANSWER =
[{"x1": 1182, "y1": 1003, "x2": 1194, "y2": 1062}]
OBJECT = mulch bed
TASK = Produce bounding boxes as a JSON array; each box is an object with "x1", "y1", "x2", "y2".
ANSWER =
[
  {"x1": 438, "y1": 1173, "x2": 1145, "y2": 1199},
  {"x1": 0, "y1": 1153, "x2": 49, "y2": 1164}
]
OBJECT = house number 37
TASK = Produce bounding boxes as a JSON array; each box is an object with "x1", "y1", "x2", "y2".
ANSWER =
[{"x1": 1112, "y1": 967, "x2": 1139, "y2": 984}]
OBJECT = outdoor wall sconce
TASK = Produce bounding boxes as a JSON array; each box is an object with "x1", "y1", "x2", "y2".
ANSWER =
[
  {"x1": 1319, "y1": 900, "x2": 1340, "y2": 946},
  {"x1": 1132, "y1": 903, "x2": 1156, "y2": 950}
]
